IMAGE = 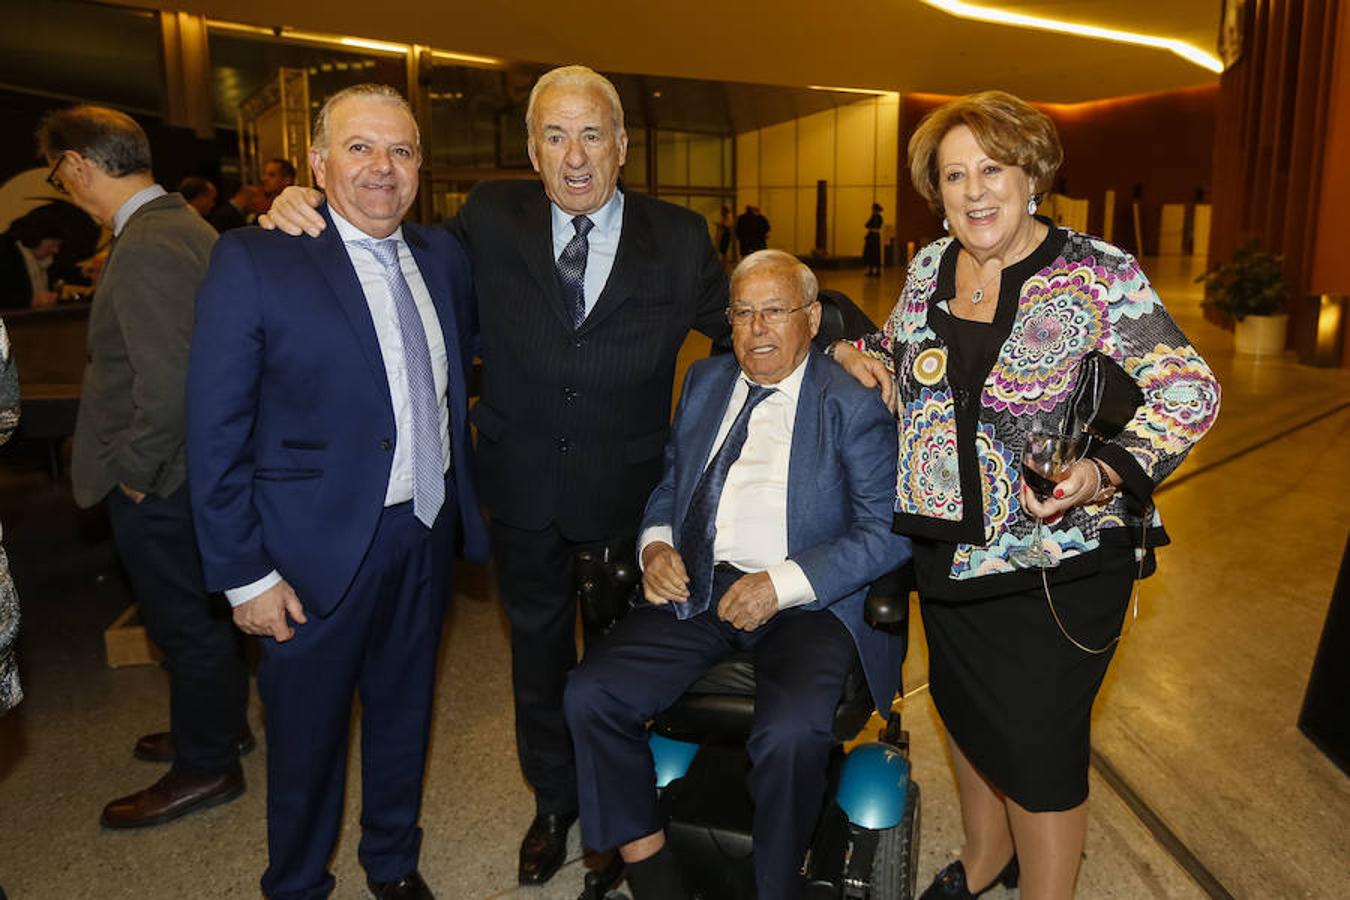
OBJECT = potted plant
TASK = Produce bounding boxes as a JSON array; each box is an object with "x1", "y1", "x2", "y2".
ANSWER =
[{"x1": 1198, "y1": 240, "x2": 1289, "y2": 356}]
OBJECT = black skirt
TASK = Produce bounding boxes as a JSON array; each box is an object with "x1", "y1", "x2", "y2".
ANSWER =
[
  {"x1": 863, "y1": 232, "x2": 882, "y2": 266},
  {"x1": 920, "y1": 552, "x2": 1134, "y2": 811}
]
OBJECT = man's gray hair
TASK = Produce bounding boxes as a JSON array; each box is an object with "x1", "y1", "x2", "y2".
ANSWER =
[
  {"x1": 36, "y1": 105, "x2": 151, "y2": 177},
  {"x1": 731, "y1": 249, "x2": 819, "y2": 306},
  {"x1": 525, "y1": 65, "x2": 625, "y2": 137},
  {"x1": 311, "y1": 84, "x2": 419, "y2": 153}
]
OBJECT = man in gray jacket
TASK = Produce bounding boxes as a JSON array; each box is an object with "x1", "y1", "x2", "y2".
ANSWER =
[{"x1": 39, "y1": 105, "x2": 250, "y2": 827}]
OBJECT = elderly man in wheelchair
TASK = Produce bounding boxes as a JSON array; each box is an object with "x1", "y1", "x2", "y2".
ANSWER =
[{"x1": 564, "y1": 251, "x2": 914, "y2": 900}]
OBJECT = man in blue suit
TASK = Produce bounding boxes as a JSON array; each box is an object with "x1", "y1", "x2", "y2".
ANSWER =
[
  {"x1": 564, "y1": 250, "x2": 912, "y2": 900},
  {"x1": 187, "y1": 84, "x2": 487, "y2": 900}
]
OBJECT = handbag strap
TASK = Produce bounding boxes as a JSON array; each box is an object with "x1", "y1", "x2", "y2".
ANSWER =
[{"x1": 1041, "y1": 508, "x2": 1150, "y2": 655}]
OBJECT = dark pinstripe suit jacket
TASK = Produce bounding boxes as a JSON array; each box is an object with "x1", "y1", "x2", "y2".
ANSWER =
[{"x1": 451, "y1": 180, "x2": 730, "y2": 541}]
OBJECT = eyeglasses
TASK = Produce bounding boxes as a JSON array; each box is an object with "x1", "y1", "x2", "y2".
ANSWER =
[
  {"x1": 725, "y1": 300, "x2": 815, "y2": 327},
  {"x1": 46, "y1": 153, "x2": 70, "y2": 195}
]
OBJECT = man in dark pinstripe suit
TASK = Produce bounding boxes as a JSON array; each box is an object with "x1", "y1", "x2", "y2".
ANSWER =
[{"x1": 264, "y1": 65, "x2": 730, "y2": 886}]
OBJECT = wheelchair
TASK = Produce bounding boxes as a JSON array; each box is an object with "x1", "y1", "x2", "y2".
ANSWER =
[
  {"x1": 573, "y1": 286, "x2": 919, "y2": 900},
  {"x1": 573, "y1": 550, "x2": 918, "y2": 900}
]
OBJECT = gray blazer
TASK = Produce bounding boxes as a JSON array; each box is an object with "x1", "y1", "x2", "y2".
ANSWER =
[{"x1": 71, "y1": 193, "x2": 217, "y2": 508}]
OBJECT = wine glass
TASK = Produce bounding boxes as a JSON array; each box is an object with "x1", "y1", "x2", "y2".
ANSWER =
[{"x1": 1008, "y1": 423, "x2": 1085, "y2": 569}]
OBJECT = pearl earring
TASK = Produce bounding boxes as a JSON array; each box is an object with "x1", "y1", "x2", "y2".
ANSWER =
[
  {"x1": 942, "y1": 216, "x2": 950, "y2": 231},
  {"x1": 1027, "y1": 197, "x2": 1038, "y2": 216}
]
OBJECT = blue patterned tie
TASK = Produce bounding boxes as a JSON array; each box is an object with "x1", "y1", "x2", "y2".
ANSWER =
[
  {"x1": 676, "y1": 383, "x2": 776, "y2": 619},
  {"x1": 362, "y1": 239, "x2": 445, "y2": 528},
  {"x1": 555, "y1": 215, "x2": 594, "y2": 328}
]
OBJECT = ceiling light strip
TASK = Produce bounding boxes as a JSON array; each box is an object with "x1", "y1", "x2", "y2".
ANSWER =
[
  {"x1": 807, "y1": 85, "x2": 899, "y2": 96},
  {"x1": 918, "y1": 0, "x2": 1223, "y2": 73},
  {"x1": 206, "y1": 19, "x2": 501, "y2": 67}
]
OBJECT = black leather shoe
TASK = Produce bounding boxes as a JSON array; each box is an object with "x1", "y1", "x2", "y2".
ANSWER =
[
  {"x1": 100, "y1": 765, "x2": 245, "y2": 828},
  {"x1": 517, "y1": 811, "x2": 576, "y2": 885},
  {"x1": 133, "y1": 727, "x2": 256, "y2": 763},
  {"x1": 367, "y1": 870, "x2": 434, "y2": 899},
  {"x1": 919, "y1": 855, "x2": 1019, "y2": 899}
]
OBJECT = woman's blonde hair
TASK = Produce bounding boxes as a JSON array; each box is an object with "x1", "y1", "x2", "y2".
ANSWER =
[{"x1": 907, "y1": 91, "x2": 1063, "y2": 215}]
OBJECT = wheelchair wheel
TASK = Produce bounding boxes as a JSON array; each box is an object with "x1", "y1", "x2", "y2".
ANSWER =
[{"x1": 868, "y1": 780, "x2": 920, "y2": 900}]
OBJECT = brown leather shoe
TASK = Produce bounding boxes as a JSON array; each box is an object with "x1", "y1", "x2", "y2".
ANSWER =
[
  {"x1": 100, "y1": 765, "x2": 245, "y2": 828},
  {"x1": 133, "y1": 727, "x2": 256, "y2": 763}
]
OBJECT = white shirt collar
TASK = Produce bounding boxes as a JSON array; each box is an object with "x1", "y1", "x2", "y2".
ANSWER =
[
  {"x1": 740, "y1": 351, "x2": 811, "y2": 403},
  {"x1": 112, "y1": 184, "x2": 167, "y2": 236},
  {"x1": 329, "y1": 204, "x2": 405, "y2": 246},
  {"x1": 550, "y1": 187, "x2": 624, "y2": 239}
]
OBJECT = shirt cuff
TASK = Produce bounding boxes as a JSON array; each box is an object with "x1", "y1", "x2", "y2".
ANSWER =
[
  {"x1": 767, "y1": 561, "x2": 816, "y2": 610},
  {"x1": 225, "y1": 570, "x2": 282, "y2": 608},
  {"x1": 637, "y1": 525, "x2": 674, "y2": 570}
]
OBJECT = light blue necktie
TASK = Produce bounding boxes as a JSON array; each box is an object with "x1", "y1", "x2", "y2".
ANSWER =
[{"x1": 362, "y1": 239, "x2": 445, "y2": 528}]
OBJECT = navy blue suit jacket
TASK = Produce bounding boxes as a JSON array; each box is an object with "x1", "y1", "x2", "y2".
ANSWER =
[
  {"x1": 642, "y1": 350, "x2": 912, "y2": 714},
  {"x1": 187, "y1": 205, "x2": 488, "y2": 617}
]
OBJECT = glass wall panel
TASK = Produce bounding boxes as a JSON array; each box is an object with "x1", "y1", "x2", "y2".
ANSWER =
[
  {"x1": 656, "y1": 131, "x2": 690, "y2": 188},
  {"x1": 760, "y1": 187, "x2": 795, "y2": 252},
  {"x1": 624, "y1": 128, "x2": 648, "y2": 188},
  {"x1": 208, "y1": 32, "x2": 405, "y2": 132},
  {"x1": 688, "y1": 134, "x2": 724, "y2": 188},
  {"x1": 836, "y1": 186, "x2": 878, "y2": 259},
  {"x1": 796, "y1": 109, "x2": 834, "y2": 186},
  {"x1": 0, "y1": 0, "x2": 163, "y2": 114}
]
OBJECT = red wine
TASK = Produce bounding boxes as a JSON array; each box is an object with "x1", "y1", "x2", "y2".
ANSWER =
[{"x1": 1023, "y1": 464, "x2": 1068, "y2": 501}]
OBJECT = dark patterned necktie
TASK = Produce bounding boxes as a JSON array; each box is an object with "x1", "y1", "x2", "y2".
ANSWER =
[
  {"x1": 361, "y1": 239, "x2": 445, "y2": 528},
  {"x1": 555, "y1": 215, "x2": 594, "y2": 328},
  {"x1": 676, "y1": 383, "x2": 776, "y2": 619}
]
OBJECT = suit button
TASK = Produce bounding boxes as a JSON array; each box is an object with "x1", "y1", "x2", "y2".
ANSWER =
[
  {"x1": 558, "y1": 437, "x2": 571, "y2": 453},
  {"x1": 380, "y1": 439, "x2": 392, "y2": 451},
  {"x1": 573, "y1": 338, "x2": 584, "y2": 349}
]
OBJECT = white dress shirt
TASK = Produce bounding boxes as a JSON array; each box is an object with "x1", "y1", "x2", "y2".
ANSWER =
[
  {"x1": 640, "y1": 355, "x2": 817, "y2": 610},
  {"x1": 225, "y1": 208, "x2": 450, "y2": 607},
  {"x1": 549, "y1": 188, "x2": 623, "y2": 319},
  {"x1": 16, "y1": 243, "x2": 48, "y2": 304}
]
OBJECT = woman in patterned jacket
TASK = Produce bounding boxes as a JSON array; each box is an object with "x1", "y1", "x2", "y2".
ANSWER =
[
  {"x1": 0, "y1": 315, "x2": 20, "y2": 715},
  {"x1": 832, "y1": 92, "x2": 1219, "y2": 900}
]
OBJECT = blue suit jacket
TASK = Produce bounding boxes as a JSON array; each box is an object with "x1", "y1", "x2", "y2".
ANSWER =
[
  {"x1": 642, "y1": 350, "x2": 912, "y2": 714},
  {"x1": 186, "y1": 205, "x2": 488, "y2": 617}
]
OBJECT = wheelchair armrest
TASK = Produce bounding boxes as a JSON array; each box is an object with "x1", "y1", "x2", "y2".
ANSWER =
[
  {"x1": 575, "y1": 547, "x2": 641, "y2": 632},
  {"x1": 863, "y1": 563, "x2": 913, "y2": 634}
]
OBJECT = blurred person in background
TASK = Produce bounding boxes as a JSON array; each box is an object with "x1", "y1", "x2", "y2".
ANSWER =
[
  {"x1": 863, "y1": 202, "x2": 883, "y2": 277},
  {"x1": 0, "y1": 204, "x2": 66, "y2": 308},
  {"x1": 178, "y1": 176, "x2": 219, "y2": 220},
  {"x1": 259, "y1": 157, "x2": 296, "y2": 208},
  {"x1": 207, "y1": 182, "x2": 265, "y2": 233}
]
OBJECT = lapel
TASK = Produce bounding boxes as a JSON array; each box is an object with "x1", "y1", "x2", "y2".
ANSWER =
[
  {"x1": 675, "y1": 358, "x2": 740, "y2": 527},
  {"x1": 785, "y1": 352, "x2": 826, "y2": 555},
  {"x1": 517, "y1": 186, "x2": 573, "y2": 331},
  {"x1": 405, "y1": 224, "x2": 469, "y2": 435},
  {"x1": 302, "y1": 204, "x2": 389, "y2": 398},
  {"x1": 579, "y1": 191, "x2": 650, "y2": 335}
]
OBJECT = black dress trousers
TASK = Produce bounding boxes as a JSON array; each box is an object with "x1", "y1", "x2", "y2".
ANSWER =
[{"x1": 106, "y1": 484, "x2": 248, "y2": 776}]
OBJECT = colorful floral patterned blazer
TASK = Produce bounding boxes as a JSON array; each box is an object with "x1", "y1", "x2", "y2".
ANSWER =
[{"x1": 859, "y1": 227, "x2": 1220, "y2": 598}]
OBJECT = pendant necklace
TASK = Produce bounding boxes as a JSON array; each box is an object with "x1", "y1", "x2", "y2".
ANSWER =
[
  {"x1": 965, "y1": 253, "x2": 1000, "y2": 304},
  {"x1": 964, "y1": 230, "x2": 1038, "y2": 304}
]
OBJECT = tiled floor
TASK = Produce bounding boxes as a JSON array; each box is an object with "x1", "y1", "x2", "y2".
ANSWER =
[{"x1": 0, "y1": 254, "x2": 1347, "y2": 898}]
